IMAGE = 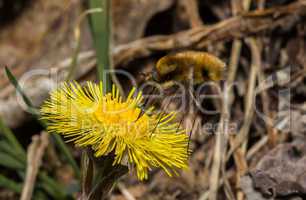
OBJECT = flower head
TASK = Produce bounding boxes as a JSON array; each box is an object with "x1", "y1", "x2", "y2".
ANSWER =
[{"x1": 41, "y1": 81, "x2": 189, "y2": 180}]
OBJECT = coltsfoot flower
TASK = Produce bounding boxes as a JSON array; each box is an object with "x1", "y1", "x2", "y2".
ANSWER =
[{"x1": 41, "y1": 81, "x2": 189, "y2": 180}]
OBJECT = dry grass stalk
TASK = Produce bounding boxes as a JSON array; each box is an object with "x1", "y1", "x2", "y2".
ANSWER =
[
  {"x1": 179, "y1": 0, "x2": 203, "y2": 27},
  {"x1": 209, "y1": 81, "x2": 232, "y2": 200},
  {"x1": 117, "y1": 182, "x2": 136, "y2": 200},
  {"x1": 235, "y1": 37, "x2": 260, "y2": 200},
  {"x1": 246, "y1": 136, "x2": 268, "y2": 161},
  {"x1": 21, "y1": 132, "x2": 49, "y2": 200}
]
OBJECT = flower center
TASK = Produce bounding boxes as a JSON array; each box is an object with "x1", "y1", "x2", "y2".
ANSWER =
[{"x1": 93, "y1": 98, "x2": 151, "y2": 138}]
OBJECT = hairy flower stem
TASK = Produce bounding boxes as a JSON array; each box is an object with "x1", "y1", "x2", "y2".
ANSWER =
[{"x1": 82, "y1": 150, "x2": 128, "y2": 200}]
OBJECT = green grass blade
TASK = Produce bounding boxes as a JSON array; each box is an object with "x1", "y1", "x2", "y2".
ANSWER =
[
  {"x1": 0, "y1": 140, "x2": 26, "y2": 163},
  {"x1": 0, "y1": 175, "x2": 22, "y2": 193},
  {"x1": 3, "y1": 68, "x2": 75, "y2": 198},
  {"x1": 66, "y1": 9, "x2": 102, "y2": 81},
  {"x1": 33, "y1": 190, "x2": 49, "y2": 200},
  {"x1": 39, "y1": 120, "x2": 80, "y2": 178},
  {"x1": 88, "y1": 0, "x2": 112, "y2": 91},
  {"x1": 0, "y1": 116, "x2": 25, "y2": 157},
  {"x1": 0, "y1": 138, "x2": 67, "y2": 198},
  {"x1": 0, "y1": 140, "x2": 15, "y2": 154},
  {"x1": 38, "y1": 172, "x2": 67, "y2": 199},
  {"x1": 4, "y1": 66, "x2": 37, "y2": 115},
  {"x1": 52, "y1": 134, "x2": 80, "y2": 178},
  {"x1": 66, "y1": 34, "x2": 81, "y2": 81},
  {"x1": 0, "y1": 152, "x2": 24, "y2": 170},
  {"x1": 4, "y1": 67, "x2": 80, "y2": 178}
]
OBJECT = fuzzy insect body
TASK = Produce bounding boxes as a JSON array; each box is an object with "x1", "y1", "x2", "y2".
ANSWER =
[{"x1": 154, "y1": 51, "x2": 226, "y2": 86}]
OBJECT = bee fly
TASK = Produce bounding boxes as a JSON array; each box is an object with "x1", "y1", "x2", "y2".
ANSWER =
[
  {"x1": 140, "y1": 50, "x2": 226, "y2": 105},
  {"x1": 152, "y1": 51, "x2": 226, "y2": 87},
  {"x1": 138, "y1": 51, "x2": 226, "y2": 148}
]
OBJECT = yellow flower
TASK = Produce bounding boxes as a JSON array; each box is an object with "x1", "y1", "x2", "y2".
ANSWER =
[{"x1": 40, "y1": 81, "x2": 189, "y2": 180}]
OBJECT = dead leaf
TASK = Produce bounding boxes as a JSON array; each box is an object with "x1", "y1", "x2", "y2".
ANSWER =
[{"x1": 249, "y1": 141, "x2": 306, "y2": 199}]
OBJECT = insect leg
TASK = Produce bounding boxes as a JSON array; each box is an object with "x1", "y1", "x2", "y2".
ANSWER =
[
  {"x1": 136, "y1": 86, "x2": 157, "y2": 120},
  {"x1": 175, "y1": 116, "x2": 184, "y2": 133},
  {"x1": 150, "y1": 98, "x2": 171, "y2": 136},
  {"x1": 150, "y1": 90, "x2": 177, "y2": 136},
  {"x1": 187, "y1": 115, "x2": 197, "y2": 154},
  {"x1": 186, "y1": 83, "x2": 200, "y2": 154}
]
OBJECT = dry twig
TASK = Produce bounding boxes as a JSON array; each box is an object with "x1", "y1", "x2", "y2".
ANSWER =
[
  {"x1": 209, "y1": 84, "x2": 232, "y2": 200},
  {"x1": 21, "y1": 132, "x2": 49, "y2": 200},
  {"x1": 117, "y1": 182, "x2": 136, "y2": 200},
  {"x1": 227, "y1": 36, "x2": 260, "y2": 200},
  {"x1": 179, "y1": 0, "x2": 203, "y2": 27}
]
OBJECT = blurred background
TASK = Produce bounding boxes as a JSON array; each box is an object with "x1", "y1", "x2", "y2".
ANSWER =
[{"x1": 0, "y1": 0, "x2": 306, "y2": 199}]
